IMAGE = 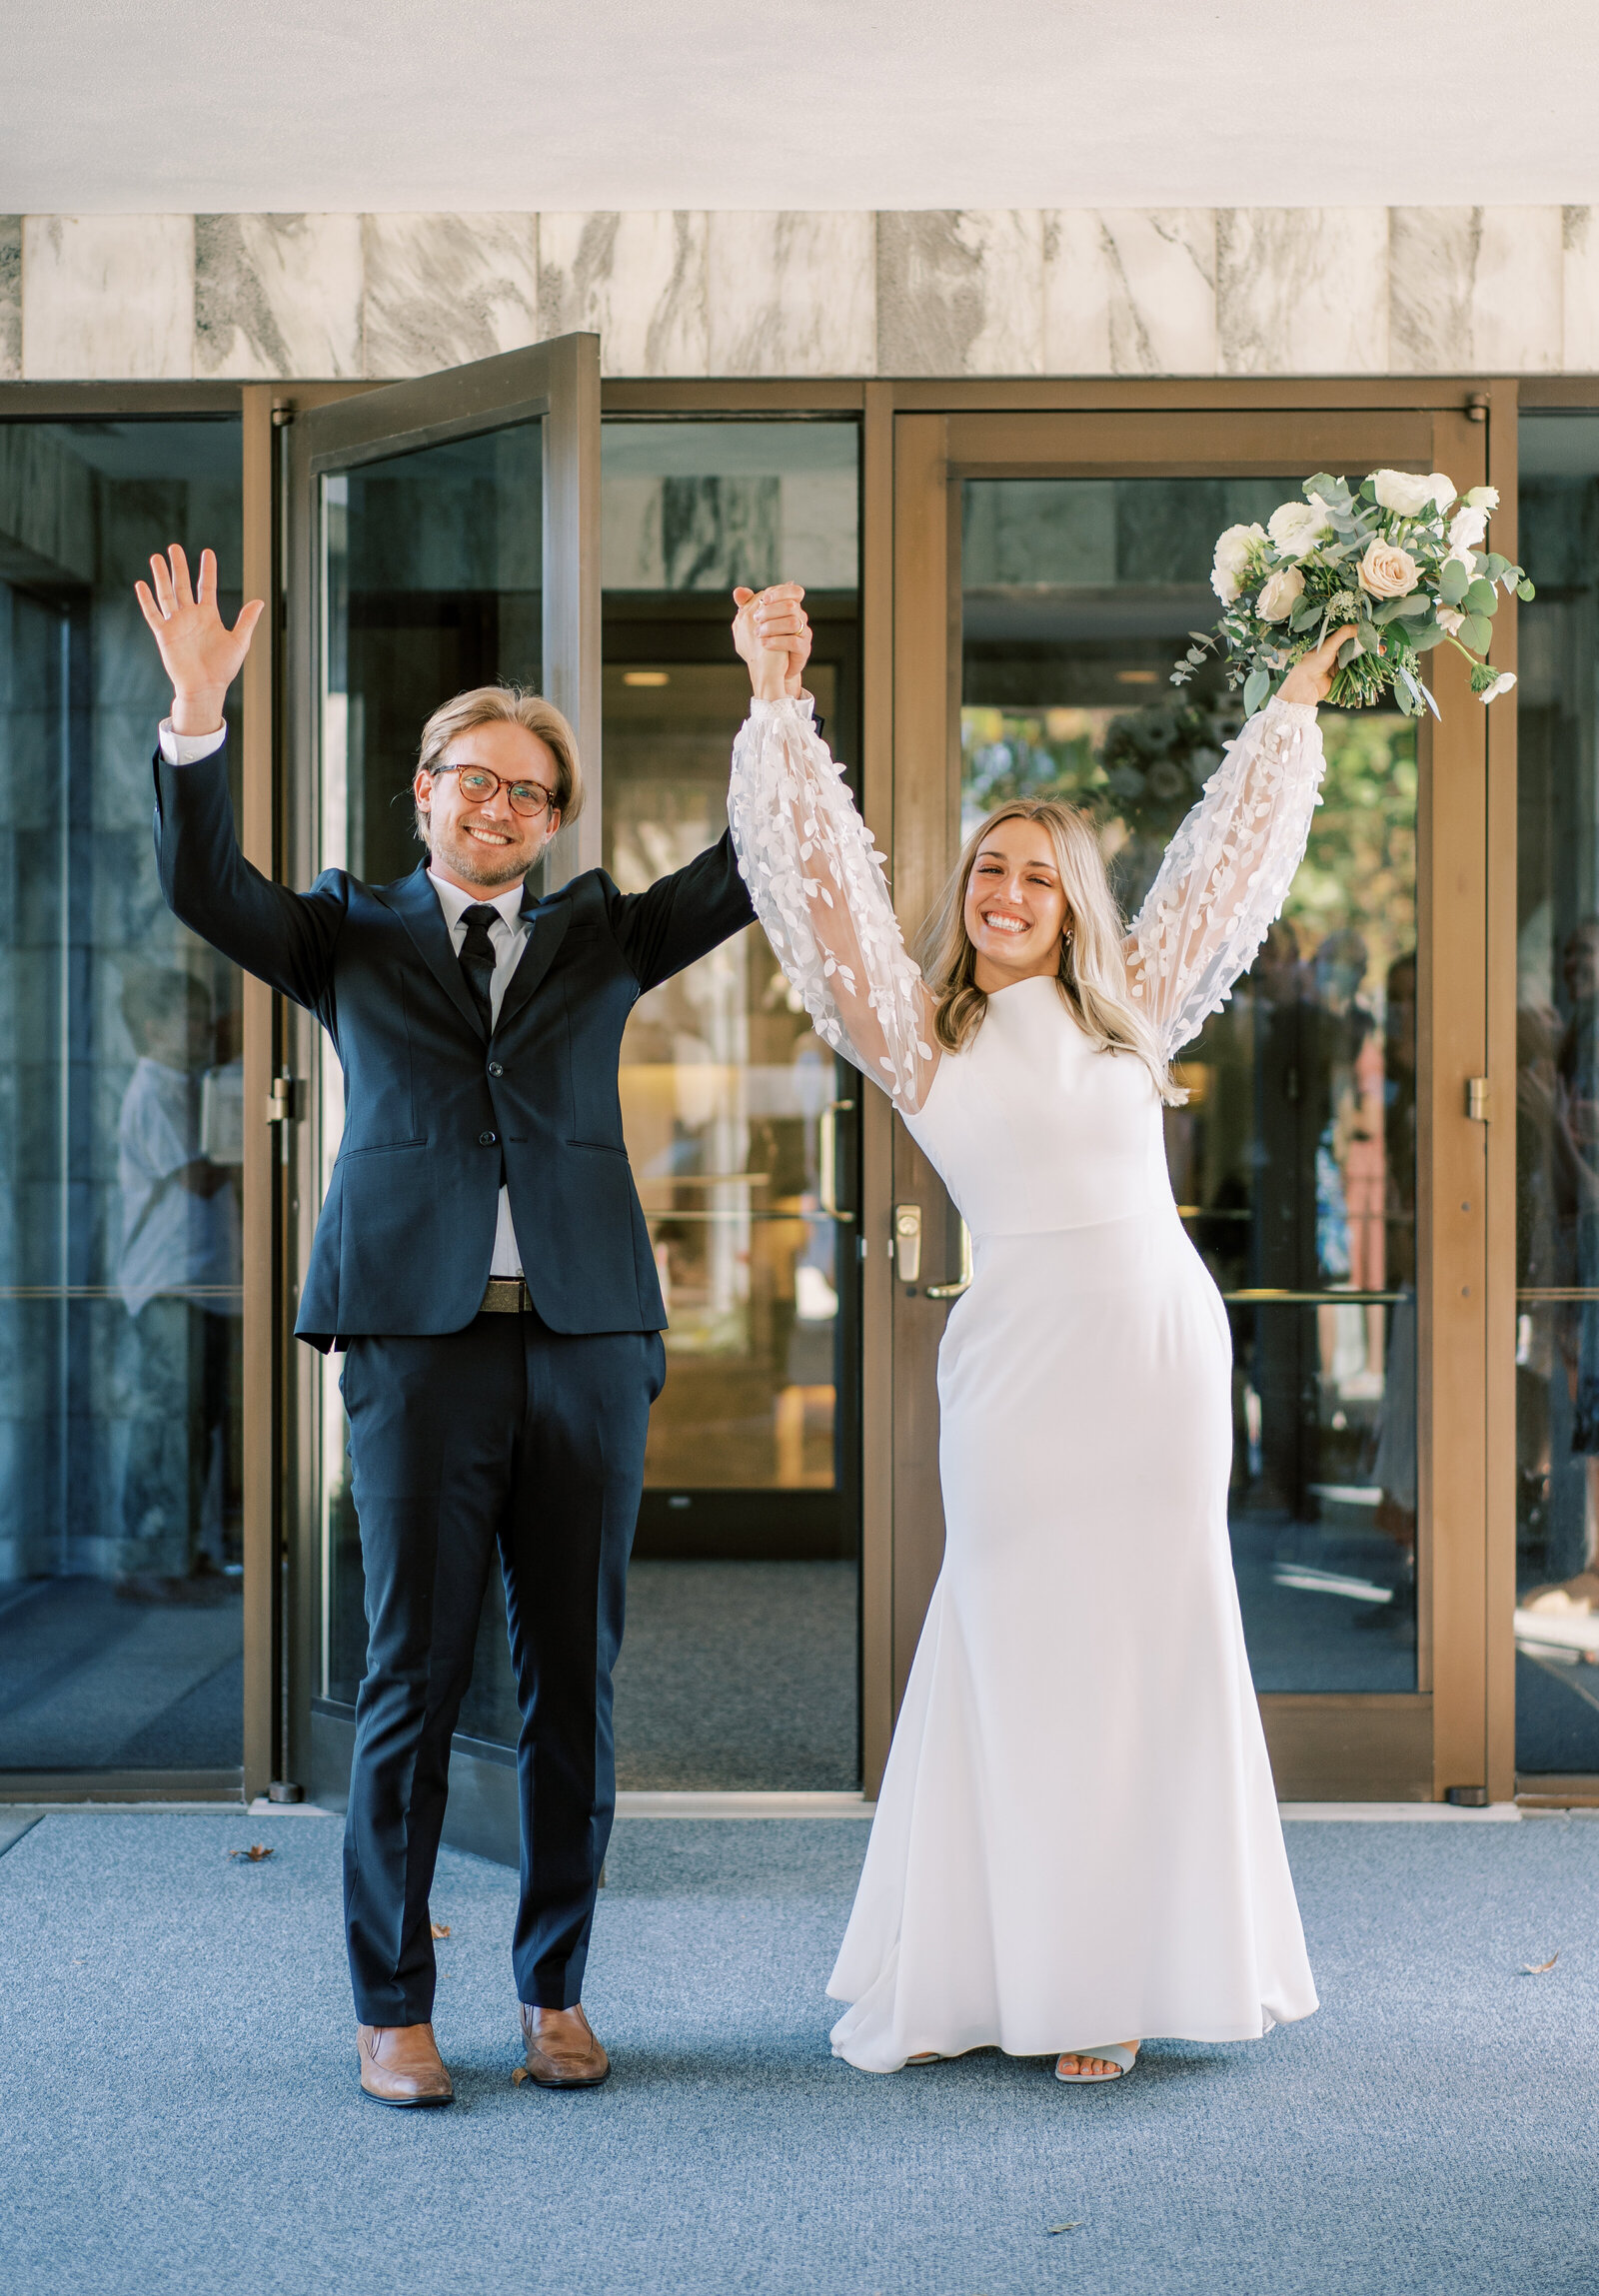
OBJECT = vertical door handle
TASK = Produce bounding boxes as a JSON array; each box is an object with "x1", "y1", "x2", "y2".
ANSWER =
[
  {"x1": 893, "y1": 1202, "x2": 922, "y2": 1283},
  {"x1": 819, "y1": 1098, "x2": 856, "y2": 1221},
  {"x1": 926, "y1": 1221, "x2": 974, "y2": 1299}
]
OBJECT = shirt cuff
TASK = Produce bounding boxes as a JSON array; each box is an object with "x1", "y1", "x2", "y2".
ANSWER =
[{"x1": 158, "y1": 718, "x2": 228, "y2": 766}]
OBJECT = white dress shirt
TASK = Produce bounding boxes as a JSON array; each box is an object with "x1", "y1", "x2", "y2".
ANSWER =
[{"x1": 158, "y1": 718, "x2": 531, "y2": 1279}]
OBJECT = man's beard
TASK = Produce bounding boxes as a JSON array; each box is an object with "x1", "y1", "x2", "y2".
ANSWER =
[{"x1": 434, "y1": 819, "x2": 534, "y2": 889}]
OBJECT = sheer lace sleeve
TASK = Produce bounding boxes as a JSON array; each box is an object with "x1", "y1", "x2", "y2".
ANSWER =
[
  {"x1": 1126, "y1": 697, "x2": 1326, "y2": 1060},
  {"x1": 727, "y1": 696, "x2": 939, "y2": 1114}
]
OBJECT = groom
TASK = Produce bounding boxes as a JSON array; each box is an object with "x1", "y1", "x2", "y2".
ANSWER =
[{"x1": 137, "y1": 545, "x2": 810, "y2": 2103}]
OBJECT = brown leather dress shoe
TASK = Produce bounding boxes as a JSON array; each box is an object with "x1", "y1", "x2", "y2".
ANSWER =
[
  {"x1": 515, "y1": 2002, "x2": 611, "y2": 2089},
  {"x1": 357, "y1": 2021, "x2": 454, "y2": 2106}
]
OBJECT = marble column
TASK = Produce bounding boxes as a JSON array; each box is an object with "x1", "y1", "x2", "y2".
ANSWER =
[
  {"x1": 362, "y1": 214, "x2": 540, "y2": 380},
  {"x1": 0, "y1": 221, "x2": 19, "y2": 384},
  {"x1": 1217, "y1": 209, "x2": 1390, "y2": 375},
  {"x1": 21, "y1": 217, "x2": 194, "y2": 381},
  {"x1": 876, "y1": 210, "x2": 1044, "y2": 376},
  {"x1": 539, "y1": 212, "x2": 711, "y2": 376},
  {"x1": 196, "y1": 215, "x2": 364, "y2": 381},
  {"x1": 1389, "y1": 208, "x2": 1562, "y2": 373},
  {"x1": 1045, "y1": 209, "x2": 1216, "y2": 375}
]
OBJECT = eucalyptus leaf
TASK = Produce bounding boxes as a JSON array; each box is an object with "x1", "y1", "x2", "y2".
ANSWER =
[
  {"x1": 1519, "y1": 579, "x2": 1537, "y2": 601},
  {"x1": 1440, "y1": 561, "x2": 1470, "y2": 605},
  {"x1": 1371, "y1": 598, "x2": 1401, "y2": 624},
  {"x1": 1464, "y1": 577, "x2": 1498, "y2": 615},
  {"x1": 1460, "y1": 613, "x2": 1493, "y2": 652},
  {"x1": 1482, "y1": 553, "x2": 1507, "y2": 580},
  {"x1": 1394, "y1": 593, "x2": 1431, "y2": 616},
  {"x1": 1411, "y1": 621, "x2": 1448, "y2": 651},
  {"x1": 1243, "y1": 667, "x2": 1271, "y2": 715}
]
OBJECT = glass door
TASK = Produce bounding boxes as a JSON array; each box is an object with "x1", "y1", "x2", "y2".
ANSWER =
[
  {"x1": 0, "y1": 417, "x2": 247, "y2": 1790},
  {"x1": 885, "y1": 404, "x2": 1495, "y2": 1802},
  {"x1": 283, "y1": 339, "x2": 600, "y2": 1825}
]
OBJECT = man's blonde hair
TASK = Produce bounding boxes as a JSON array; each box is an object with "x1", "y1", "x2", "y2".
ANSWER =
[{"x1": 413, "y1": 684, "x2": 584, "y2": 845}]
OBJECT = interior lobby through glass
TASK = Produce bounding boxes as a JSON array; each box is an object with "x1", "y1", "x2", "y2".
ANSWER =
[
  {"x1": 316, "y1": 415, "x2": 862, "y2": 1789},
  {"x1": 961, "y1": 476, "x2": 1419, "y2": 1693},
  {"x1": 0, "y1": 418, "x2": 246, "y2": 1778}
]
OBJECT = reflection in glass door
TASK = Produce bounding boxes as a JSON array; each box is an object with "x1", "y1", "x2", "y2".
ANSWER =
[
  {"x1": 0, "y1": 420, "x2": 246, "y2": 1778},
  {"x1": 314, "y1": 417, "x2": 548, "y2": 1746},
  {"x1": 602, "y1": 420, "x2": 862, "y2": 1788},
  {"x1": 1514, "y1": 412, "x2": 1599, "y2": 1774},
  {"x1": 960, "y1": 477, "x2": 1419, "y2": 1691}
]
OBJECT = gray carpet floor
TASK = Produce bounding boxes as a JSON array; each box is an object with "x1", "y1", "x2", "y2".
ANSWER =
[{"x1": 4, "y1": 1810, "x2": 1599, "y2": 2295}]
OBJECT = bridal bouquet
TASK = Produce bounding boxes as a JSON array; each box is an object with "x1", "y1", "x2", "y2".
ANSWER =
[{"x1": 1172, "y1": 470, "x2": 1534, "y2": 717}]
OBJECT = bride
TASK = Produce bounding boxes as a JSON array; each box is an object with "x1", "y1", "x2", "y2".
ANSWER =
[{"x1": 728, "y1": 580, "x2": 1356, "y2": 2084}]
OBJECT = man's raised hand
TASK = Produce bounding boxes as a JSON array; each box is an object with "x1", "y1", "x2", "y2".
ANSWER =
[{"x1": 135, "y1": 546, "x2": 265, "y2": 736}]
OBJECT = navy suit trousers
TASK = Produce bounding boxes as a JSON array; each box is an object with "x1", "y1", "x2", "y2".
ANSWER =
[{"x1": 339, "y1": 1311, "x2": 665, "y2": 2025}]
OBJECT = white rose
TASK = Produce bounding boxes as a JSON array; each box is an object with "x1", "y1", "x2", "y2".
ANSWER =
[
  {"x1": 1448, "y1": 505, "x2": 1489, "y2": 556},
  {"x1": 1372, "y1": 469, "x2": 1439, "y2": 518},
  {"x1": 1211, "y1": 522, "x2": 1265, "y2": 603},
  {"x1": 1267, "y1": 500, "x2": 1333, "y2": 560},
  {"x1": 1256, "y1": 566, "x2": 1305, "y2": 623},
  {"x1": 1437, "y1": 605, "x2": 1465, "y2": 635},
  {"x1": 1479, "y1": 670, "x2": 1517, "y2": 703},
  {"x1": 1427, "y1": 473, "x2": 1457, "y2": 513},
  {"x1": 1357, "y1": 537, "x2": 1421, "y2": 599},
  {"x1": 1464, "y1": 486, "x2": 1499, "y2": 513}
]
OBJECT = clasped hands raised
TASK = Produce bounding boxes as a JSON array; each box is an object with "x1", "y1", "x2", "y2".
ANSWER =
[{"x1": 732, "y1": 583, "x2": 811, "y2": 703}]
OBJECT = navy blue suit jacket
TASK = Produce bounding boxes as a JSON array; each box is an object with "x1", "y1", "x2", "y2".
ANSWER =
[{"x1": 152, "y1": 742, "x2": 757, "y2": 1349}]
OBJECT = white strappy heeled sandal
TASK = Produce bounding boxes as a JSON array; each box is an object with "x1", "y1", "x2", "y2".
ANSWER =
[{"x1": 1054, "y1": 2043, "x2": 1139, "y2": 2083}]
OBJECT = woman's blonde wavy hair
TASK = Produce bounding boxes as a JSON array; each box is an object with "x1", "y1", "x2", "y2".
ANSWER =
[{"x1": 914, "y1": 797, "x2": 1181, "y2": 1105}]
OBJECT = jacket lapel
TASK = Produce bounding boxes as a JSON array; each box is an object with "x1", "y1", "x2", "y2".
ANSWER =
[
  {"x1": 378, "y1": 864, "x2": 487, "y2": 1041},
  {"x1": 496, "y1": 888, "x2": 572, "y2": 1038}
]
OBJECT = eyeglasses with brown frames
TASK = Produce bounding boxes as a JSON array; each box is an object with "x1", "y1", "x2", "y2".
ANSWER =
[{"x1": 430, "y1": 763, "x2": 560, "y2": 820}]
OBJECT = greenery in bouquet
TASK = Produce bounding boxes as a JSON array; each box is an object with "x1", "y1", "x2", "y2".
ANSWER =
[{"x1": 1171, "y1": 470, "x2": 1534, "y2": 718}]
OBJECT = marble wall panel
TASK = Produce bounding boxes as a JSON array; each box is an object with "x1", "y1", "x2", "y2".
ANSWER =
[
  {"x1": 22, "y1": 217, "x2": 194, "y2": 381},
  {"x1": 539, "y1": 212, "x2": 710, "y2": 376},
  {"x1": 876, "y1": 211, "x2": 1043, "y2": 376},
  {"x1": 0, "y1": 221, "x2": 20, "y2": 383},
  {"x1": 195, "y1": 214, "x2": 363, "y2": 380},
  {"x1": 1217, "y1": 209, "x2": 1389, "y2": 376},
  {"x1": 1564, "y1": 209, "x2": 1599, "y2": 372},
  {"x1": 1390, "y1": 207, "x2": 1562, "y2": 372},
  {"x1": 1044, "y1": 209, "x2": 1216, "y2": 376},
  {"x1": 362, "y1": 214, "x2": 539, "y2": 380},
  {"x1": 706, "y1": 213, "x2": 875, "y2": 377}
]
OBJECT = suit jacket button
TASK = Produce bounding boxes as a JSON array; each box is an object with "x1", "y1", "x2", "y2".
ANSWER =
[
  {"x1": 488, "y1": 1061, "x2": 504, "y2": 1077},
  {"x1": 479, "y1": 1130, "x2": 498, "y2": 1146}
]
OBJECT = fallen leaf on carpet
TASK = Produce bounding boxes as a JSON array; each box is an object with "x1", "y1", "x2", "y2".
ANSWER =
[
  {"x1": 1522, "y1": 1951, "x2": 1560, "y2": 1973},
  {"x1": 431, "y1": 1921, "x2": 450, "y2": 1939},
  {"x1": 1047, "y1": 2222, "x2": 1082, "y2": 2235},
  {"x1": 228, "y1": 1844, "x2": 274, "y2": 1862}
]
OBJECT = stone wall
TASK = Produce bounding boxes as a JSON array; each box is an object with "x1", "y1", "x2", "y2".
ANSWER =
[{"x1": 2, "y1": 209, "x2": 1598, "y2": 384}]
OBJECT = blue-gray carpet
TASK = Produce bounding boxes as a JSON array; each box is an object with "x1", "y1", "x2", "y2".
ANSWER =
[{"x1": 3, "y1": 1811, "x2": 1598, "y2": 2295}]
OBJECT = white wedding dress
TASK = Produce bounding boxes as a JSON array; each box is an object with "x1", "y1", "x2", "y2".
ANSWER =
[{"x1": 728, "y1": 692, "x2": 1322, "y2": 2070}]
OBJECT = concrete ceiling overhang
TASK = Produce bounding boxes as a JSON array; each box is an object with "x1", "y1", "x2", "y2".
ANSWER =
[{"x1": 5, "y1": 0, "x2": 1596, "y2": 214}]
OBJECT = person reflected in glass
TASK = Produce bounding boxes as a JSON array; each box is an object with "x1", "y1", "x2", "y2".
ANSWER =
[
  {"x1": 115, "y1": 967, "x2": 242, "y2": 1599},
  {"x1": 1521, "y1": 920, "x2": 1599, "y2": 1611},
  {"x1": 731, "y1": 582, "x2": 1358, "y2": 2085}
]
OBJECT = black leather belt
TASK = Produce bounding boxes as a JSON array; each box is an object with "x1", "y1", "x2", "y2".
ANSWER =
[{"x1": 480, "y1": 1277, "x2": 530, "y2": 1314}]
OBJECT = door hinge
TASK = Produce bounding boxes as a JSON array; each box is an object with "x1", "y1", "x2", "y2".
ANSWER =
[
  {"x1": 267, "y1": 1074, "x2": 303, "y2": 1124},
  {"x1": 1466, "y1": 1076, "x2": 1491, "y2": 1122}
]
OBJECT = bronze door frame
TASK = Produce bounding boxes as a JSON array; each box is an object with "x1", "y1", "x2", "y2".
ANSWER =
[{"x1": 872, "y1": 390, "x2": 1513, "y2": 1804}]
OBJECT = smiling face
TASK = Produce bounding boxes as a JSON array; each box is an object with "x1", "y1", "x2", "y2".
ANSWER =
[
  {"x1": 962, "y1": 817, "x2": 1070, "y2": 993},
  {"x1": 414, "y1": 719, "x2": 563, "y2": 894}
]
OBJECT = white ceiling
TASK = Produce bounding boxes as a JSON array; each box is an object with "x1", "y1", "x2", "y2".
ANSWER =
[{"x1": 4, "y1": 0, "x2": 1597, "y2": 214}]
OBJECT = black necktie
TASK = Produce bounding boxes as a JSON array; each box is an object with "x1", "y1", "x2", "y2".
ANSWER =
[{"x1": 458, "y1": 903, "x2": 500, "y2": 1036}]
